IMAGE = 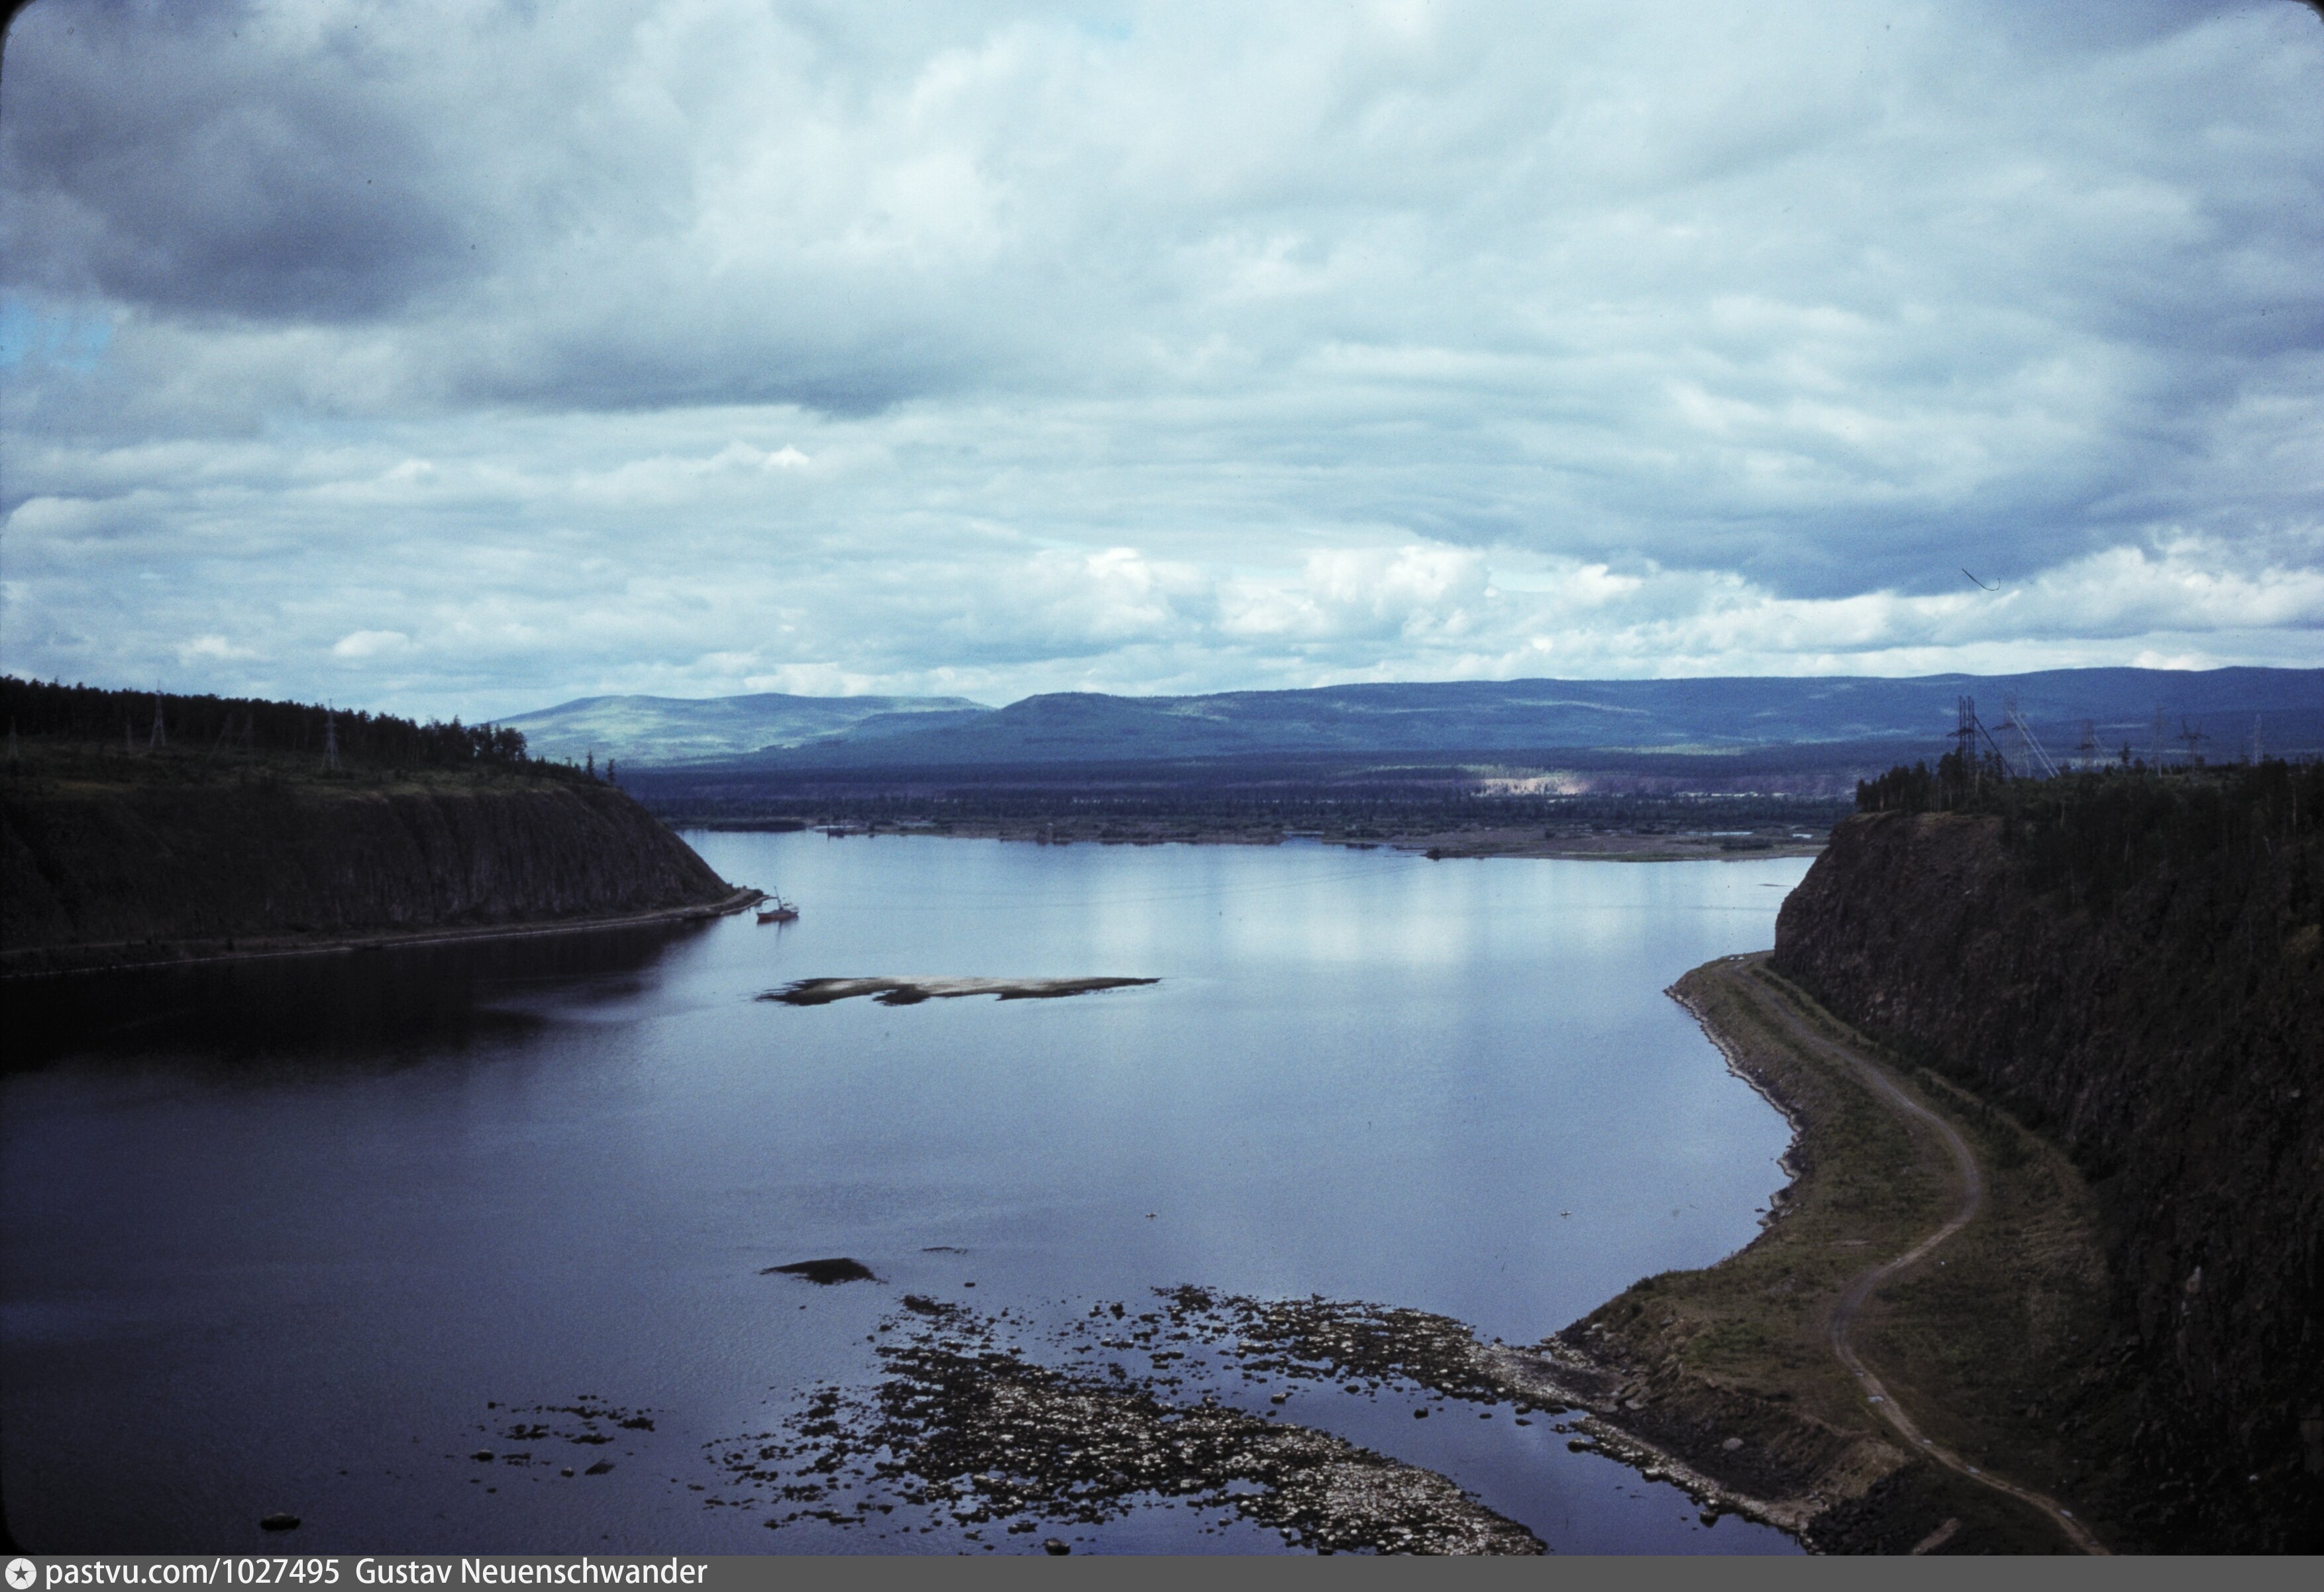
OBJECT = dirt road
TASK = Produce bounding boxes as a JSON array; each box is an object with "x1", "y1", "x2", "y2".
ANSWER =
[{"x1": 1741, "y1": 959, "x2": 2111, "y2": 1555}]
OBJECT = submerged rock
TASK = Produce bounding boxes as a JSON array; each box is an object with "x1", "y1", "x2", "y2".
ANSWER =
[
  {"x1": 712, "y1": 1298, "x2": 1542, "y2": 1554},
  {"x1": 766, "y1": 1257, "x2": 879, "y2": 1285}
]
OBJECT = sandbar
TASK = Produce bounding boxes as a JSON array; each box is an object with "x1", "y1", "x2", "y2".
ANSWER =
[{"x1": 763, "y1": 975, "x2": 1158, "y2": 1006}]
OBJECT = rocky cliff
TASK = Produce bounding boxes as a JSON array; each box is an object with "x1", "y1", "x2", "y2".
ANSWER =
[
  {"x1": 2, "y1": 765, "x2": 737, "y2": 967},
  {"x1": 1772, "y1": 805, "x2": 2323, "y2": 1550}
]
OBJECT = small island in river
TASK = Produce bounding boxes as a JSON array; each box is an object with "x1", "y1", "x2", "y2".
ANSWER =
[{"x1": 764, "y1": 975, "x2": 1159, "y2": 1006}]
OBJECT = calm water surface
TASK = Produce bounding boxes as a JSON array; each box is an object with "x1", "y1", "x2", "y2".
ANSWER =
[{"x1": 3, "y1": 833, "x2": 1809, "y2": 1554}]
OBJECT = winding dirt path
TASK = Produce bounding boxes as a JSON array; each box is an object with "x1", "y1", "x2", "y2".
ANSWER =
[{"x1": 1739, "y1": 961, "x2": 2111, "y2": 1556}]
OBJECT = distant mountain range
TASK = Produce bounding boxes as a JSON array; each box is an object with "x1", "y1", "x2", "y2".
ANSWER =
[
  {"x1": 494, "y1": 692, "x2": 991, "y2": 767},
  {"x1": 507, "y1": 668, "x2": 2322, "y2": 770}
]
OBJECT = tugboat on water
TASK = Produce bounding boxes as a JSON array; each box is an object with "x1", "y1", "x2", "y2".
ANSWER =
[{"x1": 756, "y1": 894, "x2": 800, "y2": 924}]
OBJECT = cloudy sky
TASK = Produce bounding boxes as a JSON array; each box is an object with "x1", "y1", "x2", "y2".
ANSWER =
[{"x1": 3, "y1": 0, "x2": 2320, "y2": 719}]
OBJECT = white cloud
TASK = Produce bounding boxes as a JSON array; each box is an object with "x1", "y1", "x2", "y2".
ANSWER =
[
  {"x1": 2, "y1": 0, "x2": 2319, "y2": 717},
  {"x1": 177, "y1": 634, "x2": 258, "y2": 663},
  {"x1": 332, "y1": 630, "x2": 412, "y2": 659}
]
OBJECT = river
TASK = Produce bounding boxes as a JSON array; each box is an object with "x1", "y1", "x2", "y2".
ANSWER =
[{"x1": 2, "y1": 832, "x2": 1809, "y2": 1554}]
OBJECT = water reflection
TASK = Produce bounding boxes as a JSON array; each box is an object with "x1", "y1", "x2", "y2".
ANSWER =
[
  {"x1": 3, "y1": 836, "x2": 1808, "y2": 1556},
  {"x1": 4, "y1": 920, "x2": 712, "y2": 1067}
]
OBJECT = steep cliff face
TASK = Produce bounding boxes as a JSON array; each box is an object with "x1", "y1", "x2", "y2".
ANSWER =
[
  {"x1": 2, "y1": 771, "x2": 735, "y2": 960},
  {"x1": 1773, "y1": 810, "x2": 2323, "y2": 1550}
]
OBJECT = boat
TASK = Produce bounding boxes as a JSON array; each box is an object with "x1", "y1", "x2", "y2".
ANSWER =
[{"x1": 755, "y1": 894, "x2": 800, "y2": 923}]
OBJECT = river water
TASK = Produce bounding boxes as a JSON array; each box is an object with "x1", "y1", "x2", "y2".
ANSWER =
[{"x1": 3, "y1": 832, "x2": 1809, "y2": 1555}]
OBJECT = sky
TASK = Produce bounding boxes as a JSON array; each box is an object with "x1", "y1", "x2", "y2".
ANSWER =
[{"x1": 2, "y1": 0, "x2": 2321, "y2": 721}]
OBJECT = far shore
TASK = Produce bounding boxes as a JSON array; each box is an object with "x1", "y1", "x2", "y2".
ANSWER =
[
  {"x1": 0, "y1": 886, "x2": 764, "y2": 980},
  {"x1": 683, "y1": 817, "x2": 1827, "y2": 861}
]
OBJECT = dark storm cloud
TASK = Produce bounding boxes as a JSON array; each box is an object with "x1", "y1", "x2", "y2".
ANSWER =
[{"x1": 1, "y1": 0, "x2": 479, "y2": 320}]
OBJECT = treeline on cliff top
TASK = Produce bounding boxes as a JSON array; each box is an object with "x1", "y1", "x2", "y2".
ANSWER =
[
  {"x1": 2, "y1": 674, "x2": 548, "y2": 772},
  {"x1": 1856, "y1": 748, "x2": 2324, "y2": 916}
]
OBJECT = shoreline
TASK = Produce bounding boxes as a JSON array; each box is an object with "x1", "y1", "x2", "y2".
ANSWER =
[
  {"x1": 684, "y1": 819, "x2": 1826, "y2": 862},
  {"x1": 685, "y1": 945, "x2": 2105, "y2": 1554},
  {"x1": 0, "y1": 886, "x2": 764, "y2": 981},
  {"x1": 1493, "y1": 954, "x2": 2116, "y2": 1554},
  {"x1": 1, "y1": 843, "x2": 2111, "y2": 1550}
]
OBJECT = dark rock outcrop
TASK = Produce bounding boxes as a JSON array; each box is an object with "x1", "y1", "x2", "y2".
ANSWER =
[
  {"x1": 1772, "y1": 810, "x2": 2323, "y2": 1551},
  {"x1": 765, "y1": 1258, "x2": 879, "y2": 1285},
  {"x1": 2, "y1": 773, "x2": 734, "y2": 962}
]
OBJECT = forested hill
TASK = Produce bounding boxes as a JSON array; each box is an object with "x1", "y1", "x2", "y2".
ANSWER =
[
  {"x1": 2, "y1": 678, "x2": 736, "y2": 971},
  {"x1": 500, "y1": 667, "x2": 2322, "y2": 770},
  {"x1": 4, "y1": 675, "x2": 535, "y2": 770},
  {"x1": 1773, "y1": 761, "x2": 2324, "y2": 1550},
  {"x1": 497, "y1": 690, "x2": 992, "y2": 767}
]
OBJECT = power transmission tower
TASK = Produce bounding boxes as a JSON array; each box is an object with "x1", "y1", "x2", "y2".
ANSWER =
[
  {"x1": 2178, "y1": 717, "x2": 2207, "y2": 767},
  {"x1": 2151, "y1": 707, "x2": 2170, "y2": 769},
  {"x1": 149, "y1": 696, "x2": 167, "y2": 749},
  {"x1": 2001, "y1": 693, "x2": 2060, "y2": 778},
  {"x1": 1954, "y1": 695, "x2": 2014, "y2": 789},
  {"x1": 2075, "y1": 719, "x2": 2098, "y2": 770},
  {"x1": 322, "y1": 712, "x2": 341, "y2": 770}
]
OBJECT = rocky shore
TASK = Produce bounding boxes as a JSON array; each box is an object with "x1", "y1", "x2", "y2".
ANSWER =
[
  {"x1": 673, "y1": 949, "x2": 2125, "y2": 1555},
  {"x1": 713, "y1": 1291, "x2": 1544, "y2": 1554}
]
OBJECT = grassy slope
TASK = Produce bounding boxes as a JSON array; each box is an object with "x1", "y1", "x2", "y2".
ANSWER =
[{"x1": 1554, "y1": 956, "x2": 2126, "y2": 1553}]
